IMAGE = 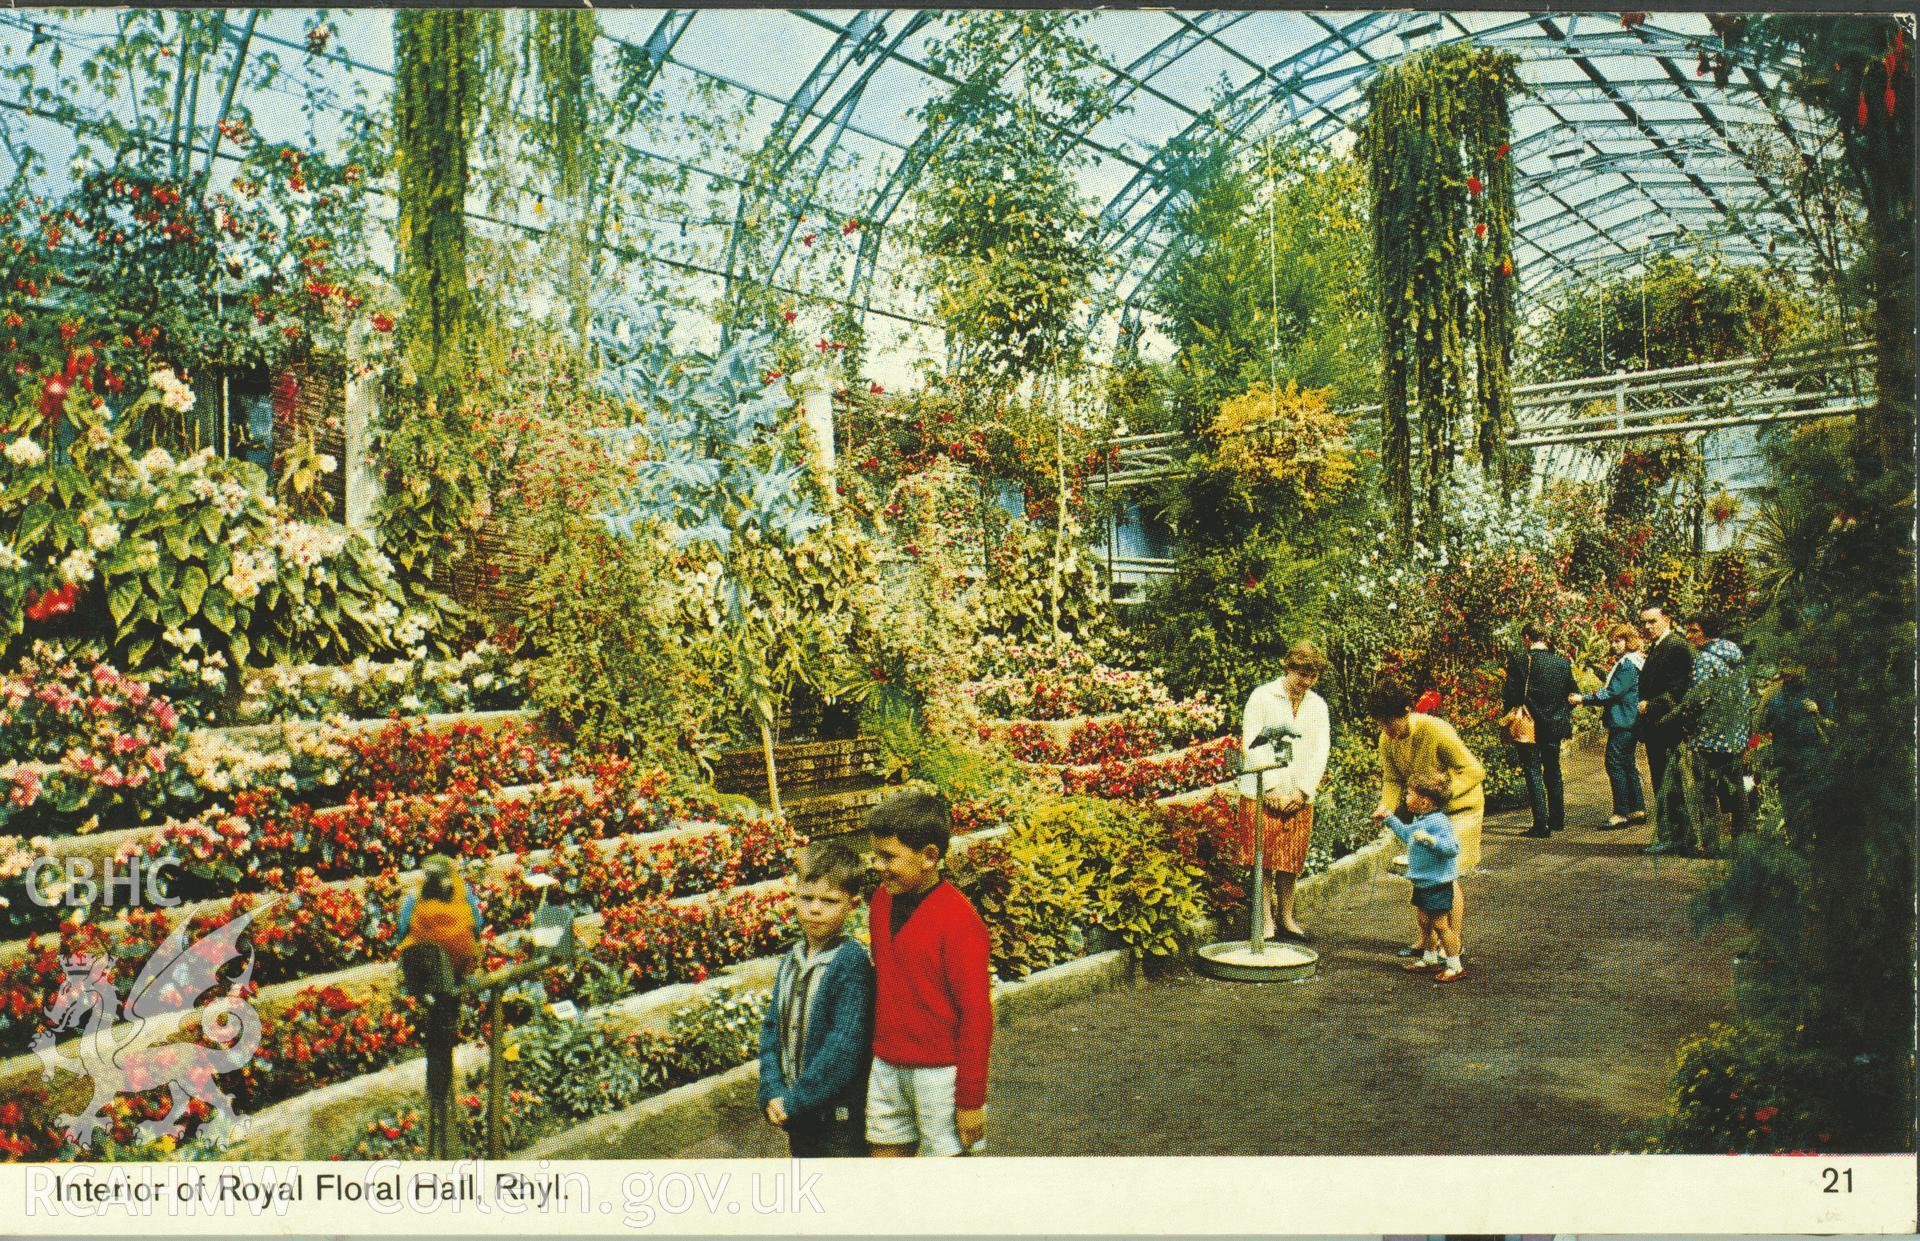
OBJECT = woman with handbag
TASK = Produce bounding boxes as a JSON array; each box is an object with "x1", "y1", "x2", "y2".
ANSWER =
[{"x1": 1501, "y1": 623, "x2": 1577, "y2": 838}]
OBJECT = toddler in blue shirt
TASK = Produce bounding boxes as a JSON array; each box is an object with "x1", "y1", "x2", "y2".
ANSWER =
[{"x1": 1373, "y1": 769, "x2": 1466, "y2": 982}]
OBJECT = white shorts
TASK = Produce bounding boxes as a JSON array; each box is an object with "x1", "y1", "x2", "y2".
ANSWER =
[{"x1": 864, "y1": 1059, "x2": 979, "y2": 1155}]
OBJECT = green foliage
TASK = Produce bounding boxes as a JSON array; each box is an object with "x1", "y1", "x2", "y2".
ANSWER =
[
  {"x1": 981, "y1": 514, "x2": 1110, "y2": 648},
  {"x1": 393, "y1": 10, "x2": 495, "y2": 401},
  {"x1": 948, "y1": 831, "x2": 1090, "y2": 979},
  {"x1": 1728, "y1": 15, "x2": 1912, "y2": 476},
  {"x1": 521, "y1": 519, "x2": 717, "y2": 771},
  {"x1": 0, "y1": 384, "x2": 421, "y2": 674},
  {"x1": 1527, "y1": 254, "x2": 1810, "y2": 381},
  {"x1": 1149, "y1": 137, "x2": 1378, "y2": 439},
  {"x1": 1634, "y1": 1023, "x2": 1852, "y2": 1154},
  {"x1": 1128, "y1": 530, "x2": 1329, "y2": 705},
  {"x1": 1667, "y1": 418, "x2": 1916, "y2": 1151},
  {"x1": 912, "y1": 12, "x2": 1117, "y2": 389},
  {"x1": 1359, "y1": 43, "x2": 1523, "y2": 536},
  {"x1": 1019, "y1": 797, "x2": 1206, "y2": 958}
]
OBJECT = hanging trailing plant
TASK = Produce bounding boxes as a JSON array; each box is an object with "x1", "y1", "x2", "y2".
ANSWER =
[
  {"x1": 531, "y1": 10, "x2": 600, "y2": 340},
  {"x1": 392, "y1": 10, "x2": 491, "y2": 404},
  {"x1": 1359, "y1": 43, "x2": 1522, "y2": 540}
]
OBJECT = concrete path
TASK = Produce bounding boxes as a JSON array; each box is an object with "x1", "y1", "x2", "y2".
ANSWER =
[{"x1": 673, "y1": 744, "x2": 1733, "y2": 1157}]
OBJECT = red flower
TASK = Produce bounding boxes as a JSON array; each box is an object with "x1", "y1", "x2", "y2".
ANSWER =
[
  {"x1": 370, "y1": 313, "x2": 395, "y2": 333},
  {"x1": 1466, "y1": 176, "x2": 1484, "y2": 196},
  {"x1": 802, "y1": 233, "x2": 816, "y2": 247},
  {"x1": 763, "y1": 369, "x2": 783, "y2": 384},
  {"x1": 1414, "y1": 690, "x2": 1442, "y2": 715},
  {"x1": 38, "y1": 375, "x2": 67, "y2": 419},
  {"x1": 1858, "y1": 90, "x2": 1870, "y2": 128},
  {"x1": 25, "y1": 584, "x2": 77, "y2": 623},
  {"x1": 1500, "y1": 258, "x2": 1513, "y2": 276},
  {"x1": 1495, "y1": 142, "x2": 1511, "y2": 160},
  {"x1": 781, "y1": 307, "x2": 796, "y2": 323},
  {"x1": 1619, "y1": 11, "x2": 1647, "y2": 27},
  {"x1": 1475, "y1": 222, "x2": 1488, "y2": 239},
  {"x1": 1754, "y1": 1105, "x2": 1779, "y2": 1122},
  {"x1": 841, "y1": 218, "x2": 860, "y2": 235},
  {"x1": 869, "y1": 382, "x2": 885, "y2": 394},
  {"x1": 1886, "y1": 83, "x2": 1898, "y2": 118}
]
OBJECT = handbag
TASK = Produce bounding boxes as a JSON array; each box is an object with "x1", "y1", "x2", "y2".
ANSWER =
[{"x1": 1500, "y1": 651, "x2": 1537, "y2": 744}]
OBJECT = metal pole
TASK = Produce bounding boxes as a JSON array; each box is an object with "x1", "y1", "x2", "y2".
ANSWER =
[
  {"x1": 1248, "y1": 766, "x2": 1266, "y2": 954},
  {"x1": 487, "y1": 987, "x2": 505, "y2": 1161}
]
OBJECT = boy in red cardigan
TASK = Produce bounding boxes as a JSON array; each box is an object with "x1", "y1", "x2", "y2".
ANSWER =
[{"x1": 864, "y1": 789, "x2": 992, "y2": 1156}]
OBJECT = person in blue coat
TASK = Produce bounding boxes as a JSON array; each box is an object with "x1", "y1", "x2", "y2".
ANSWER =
[
  {"x1": 1571, "y1": 622, "x2": 1648, "y2": 828},
  {"x1": 758, "y1": 840, "x2": 875, "y2": 1158}
]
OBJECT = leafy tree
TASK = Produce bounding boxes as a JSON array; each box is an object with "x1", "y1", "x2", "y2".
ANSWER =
[
  {"x1": 588, "y1": 298, "x2": 875, "y2": 813},
  {"x1": 911, "y1": 11, "x2": 1117, "y2": 394}
]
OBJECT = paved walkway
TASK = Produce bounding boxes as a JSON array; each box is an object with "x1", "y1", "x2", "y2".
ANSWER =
[{"x1": 674, "y1": 744, "x2": 1733, "y2": 1156}]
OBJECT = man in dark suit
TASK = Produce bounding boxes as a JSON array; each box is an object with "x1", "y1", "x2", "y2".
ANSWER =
[
  {"x1": 1634, "y1": 602, "x2": 1695, "y2": 855},
  {"x1": 1503, "y1": 622, "x2": 1577, "y2": 837}
]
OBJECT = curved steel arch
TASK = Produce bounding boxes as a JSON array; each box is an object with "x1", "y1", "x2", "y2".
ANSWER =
[
  {"x1": 842, "y1": 9, "x2": 1253, "y2": 326},
  {"x1": 1101, "y1": 15, "x2": 1820, "y2": 337}
]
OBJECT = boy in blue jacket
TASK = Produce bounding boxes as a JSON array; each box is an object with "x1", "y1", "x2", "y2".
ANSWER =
[
  {"x1": 758, "y1": 840, "x2": 874, "y2": 1157},
  {"x1": 1374, "y1": 770, "x2": 1466, "y2": 983}
]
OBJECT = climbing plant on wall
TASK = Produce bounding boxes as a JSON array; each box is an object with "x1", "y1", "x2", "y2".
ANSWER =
[{"x1": 1359, "y1": 43, "x2": 1522, "y2": 540}]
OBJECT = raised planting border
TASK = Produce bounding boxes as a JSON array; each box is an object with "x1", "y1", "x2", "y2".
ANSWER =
[
  {"x1": 0, "y1": 828, "x2": 771, "y2": 1117},
  {"x1": 19, "y1": 774, "x2": 596, "y2": 904},
  {"x1": 518, "y1": 947, "x2": 1138, "y2": 1161},
  {"x1": 0, "y1": 808, "x2": 707, "y2": 976},
  {"x1": 24, "y1": 707, "x2": 558, "y2": 876},
  {"x1": 210, "y1": 707, "x2": 537, "y2": 749},
  {"x1": 222, "y1": 955, "x2": 787, "y2": 1162},
  {"x1": 710, "y1": 737, "x2": 882, "y2": 797},
  {"x1": 977, "y1": 712, "x2": 1127, "y2": 753},
  {"x1": 1021, "y1": 735, "x2": 1235, "y2": 790}
]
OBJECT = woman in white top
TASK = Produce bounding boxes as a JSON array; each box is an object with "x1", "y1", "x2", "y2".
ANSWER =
[{"x1": 1236, "y1": 640, "x2": 1332, "y2": 942}]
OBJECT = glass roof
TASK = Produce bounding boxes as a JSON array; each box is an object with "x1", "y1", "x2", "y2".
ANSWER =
[{"x1": 0, "y1": 8, "x2": 1835, "y2": 379}]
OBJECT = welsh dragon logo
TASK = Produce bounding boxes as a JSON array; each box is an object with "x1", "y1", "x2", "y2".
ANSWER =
[{"x1": 30, "y1": 901, "x2": 275, "y2": 1146}]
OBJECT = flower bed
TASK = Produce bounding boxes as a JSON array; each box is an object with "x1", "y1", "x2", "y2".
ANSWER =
[
  {"x1": 231, "y1": 644, "x2": 527, "y2": 726},
  {"x1": 0, "y1": 814, "x2": 798, "y2": 1059},
  {"x1": 343, "y1": 988, "x2": 768, "y2": 1163},
  {"x1": 1058, "y1": 735, "x2": 1239, "y2": 801},
  {"x1": 1002, "y1": 693, "x2": 1227, "y2": 765},
  {"x1": 961, "y1": 642, "x2": 1171, "y2": 721},
  {"x1": 0, "y1": 663, "x2": 564, "y2": 862},
  {"x1": 0, "y1": 719, "x2": 595, "y2": 936},
  {"x1": 0, "y1": 864, "x2": 797, "y2": 1161}
]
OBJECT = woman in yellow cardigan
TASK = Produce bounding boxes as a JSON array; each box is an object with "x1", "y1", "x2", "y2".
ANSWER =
[{"x1": 1366, "y1": 679, "x2": 1485, "y2": 962}]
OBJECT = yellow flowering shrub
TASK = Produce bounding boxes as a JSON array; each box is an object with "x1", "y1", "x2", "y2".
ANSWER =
[{"x1": 1206, "y1": 382, "x2": 1357, "y2": 516}]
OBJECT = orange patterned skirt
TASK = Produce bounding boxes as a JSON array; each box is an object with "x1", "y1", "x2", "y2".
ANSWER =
[{"x1": 1232, "y1": 797, "x2": 1314, "y2": 874}]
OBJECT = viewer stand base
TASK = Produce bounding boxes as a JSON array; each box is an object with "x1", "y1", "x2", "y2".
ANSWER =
[{"x1": 1196, "y1": 939, "x2": 1318, "y2": 982}]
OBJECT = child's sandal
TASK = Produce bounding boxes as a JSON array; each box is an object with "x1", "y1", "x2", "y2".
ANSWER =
[{"x1": 1401, "y1": 957, "x2": 1437, "y2": 972}]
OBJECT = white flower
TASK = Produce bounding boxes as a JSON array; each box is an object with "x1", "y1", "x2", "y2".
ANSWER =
[
  {"x1": 315, "y1": 453, "x2": 337, "y2": 474},
  {"x1": 5, "y1": 438, "x2": 44, "y2": 468},
  {"x1": 0, "y1": 543, "x2": 24, "y2": 572},
  {"x1": 161, "y1": 385, "x2": 196, "y2": 414},
  {"x1": 87, "y1": 523, "x2": 121, "y2": 552},
  {"x1": 138, "y1": 447, "x2": 176, "y2": 475},
  {"x1": 148, "y1": 369, "x2": 179, "y2": 390},
  {"x1": 58, "y1": 548, "x2": 95, "y2": 585}
]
